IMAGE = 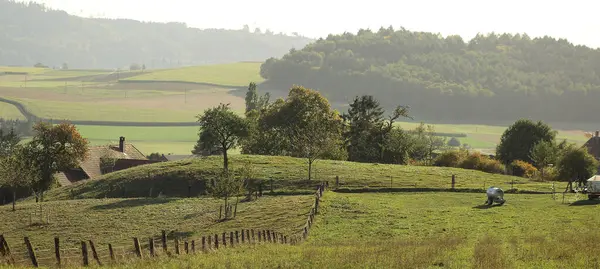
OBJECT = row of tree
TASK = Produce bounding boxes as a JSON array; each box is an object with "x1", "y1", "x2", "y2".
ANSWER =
[
  {"x1": 193, "y1": 83, "x2": 448, "y2": 179},
  {"x1": 0, "y1": 1, "x2": 312, "y2": 68},
  {"x1": 0, "y1": 123, "x2": 88, "y2": 210},
  {"x1": 260, "y1": 27, "x2": 600, "y2": 123}
]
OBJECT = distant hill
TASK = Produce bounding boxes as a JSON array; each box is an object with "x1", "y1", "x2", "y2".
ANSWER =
[
  {"x1": 260, "y1": 27, "x2": 600, "y2": 124},
  {"x1": 0, "y1": 1, "x2": 313, "y2": 69}
]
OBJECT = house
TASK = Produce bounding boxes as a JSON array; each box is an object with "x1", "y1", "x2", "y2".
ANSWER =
[
  {"x1": 583, "y1": 130, "x2": 600, "y2": 174},
  {"x1": 55, "y1": 137, "x2": 158, "y2": 186}
]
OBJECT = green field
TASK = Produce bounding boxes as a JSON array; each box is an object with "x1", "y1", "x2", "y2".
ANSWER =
[
  {"x1": 0, "y1": 195, "x2": 312, "y2": 267},
  {"x1": 32, "y1": 191, "x2": 599, "y2": 269},
  {"x1": 0, "y1": 66, "x2": 48, "y2": 74},
  {"x1": 123, "y1": 62, "x2": 264, "y2": 86},
  {"x1": 39, "y1": 155, "x2": 558, "y2": 201},
  {"x1": 0, "y1": 102, "x2": 25, "y2": 120}
]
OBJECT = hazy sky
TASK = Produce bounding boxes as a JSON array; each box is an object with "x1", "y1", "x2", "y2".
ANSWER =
[{"x1": 28, "y1": 0, "x2": 600, "y2": 48}]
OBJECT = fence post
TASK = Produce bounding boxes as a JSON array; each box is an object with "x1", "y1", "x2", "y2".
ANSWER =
[
  {"x1": 303, "y1": 227, "x2": 308, "y2": 239},
  {"x1": 184, "y1": 241, "x2": 189, "y2": 254},
  {"x1": 241, "y1": 230, "x2": 245, "y2": 243},
  {"x1": 234, "y1": 200, "x2": 238, "y2": 218},
  {"x1": 451, "y1": 174, "x2": 456, "y2": 190},
  {"x1": 236, "y1": 231, "x2": 240, "y2": 244},
  {"x1": 202, "y1": 237, "x2": 206, "y2": 252},
  {"x1": 81, "y1": 241, "x2": 89, "y2": 267},
  {"x1": 229, "y1": 232, "x2": 234, "y2": 246},
  {"x1": 149, "y1": 238, "x2": 155, "y2": 257},
  {"x1": 161, "y1": 230, "x2": 168, "y2": 254},
  {"x1": 272, "y1": 231, "x2": 276, "y2": 244},
  {"x1": 89, "y1": 240, "x2": 102, "y2": 266},
  {"x1": 214, "y1": 234, "x2": 219, "y2": 249},
  {"x1": 267, "y1": 230, "x2": 272, "y2": 242},
  {"x1": 108, "y1": 244, "x2": 115, "y2": 262},
  {"x1": 191, "y1": 240, "x2": 196, "y2": 254},
  {"x1": 24, "y1": 237, "x2": 38, "y2": 267},
  {"x1": 175, "y1": 238, "x2": 180, "y2": 255},
  {"x1": 0, "y1": 235, "x2": 14, "y2": 265},
  {"x1": 258, "y1": 231, "x2": 262, "y2": 242},
  {"x1": 315, "y1": 197, "x2": 319, "y2": 214},
  {"x1": 251, "y1": 229, "x2": 256, "y2": 243},
  {"x1": 280, "y1": 234, "x2": 284, "y2": 244},
  {"x1": 133, "y1": 238, "x2": 142, "y2": 258},
  {"x1": 222, "y1": 233, "x2": 227, "y2": 247},
  {"x1": 54, "y1": 237, "x2": 61, "y2": 267},
  {"x1": 246, "y1": 230, "x2": 250, "y2": 243},
  {"x1": 284, "y1": 236, "x2": 288, "y2": 244},
  {"x1": 335, "y1": 176, "x2": 339, "y2": 188}
]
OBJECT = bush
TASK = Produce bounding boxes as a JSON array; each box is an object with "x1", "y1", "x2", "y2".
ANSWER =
[
  {"x1": 510, "y1": 160, "x2": 538, "y2": 178},
  {"x1": 460, "y1": 152, "x2": 486, "y2": 170},
  {"x1": 479, "y1": 159, "x2": 505, "y2": 174},
  {"x1": 434, "y1": 150, "x2": 466, "y2": 167}
]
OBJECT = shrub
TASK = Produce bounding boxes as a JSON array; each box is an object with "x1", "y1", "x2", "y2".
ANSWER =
[
  {"x1": 510, "y1": 160, "x2": 538, "y2": 178},
  {"x1": 460, "y1": 152, "x2": 486, "y2": 170},
  {"x1": 479, "y1": 159, "x2": 505, "y2": 174},
  {"x1": 434, "y1": 150, "x2": 466, "y2": 167}
]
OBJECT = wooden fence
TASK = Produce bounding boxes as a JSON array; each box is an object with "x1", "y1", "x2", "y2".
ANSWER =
[{"x1": 0, "y1": 182, "x2": 327, "y2": 268}]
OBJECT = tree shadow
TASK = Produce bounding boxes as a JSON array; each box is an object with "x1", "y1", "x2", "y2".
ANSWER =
[
  {"x1": 569, "y1": 199, "x2": 600, "y2": 206},
  {"x1": 90, "y1": 198, "x2": 173, "y2": 210},
  {"x1": 473, "y1": 204, "x2": 504, "y2": 209}
]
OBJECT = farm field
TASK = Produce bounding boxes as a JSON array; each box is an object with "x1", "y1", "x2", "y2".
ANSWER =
[
  {"x1": 40, "y1": 155, "x2": 559, "y2": 201},
  {"x1": 58, "y1": 191, "x2": 600, "y2": 269},
  {"x1": 0, "y1": 195, "x2": 313, "y2": 267},
  {"x1": 122, "y1": 62, "x2": 265, "y2": 86},
  {"x1": 0, "y1": 101, "x2": 25, "y2": 120}
]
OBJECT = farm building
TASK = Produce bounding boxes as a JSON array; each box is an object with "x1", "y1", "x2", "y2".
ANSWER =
[
  {"x1": 55, "y1": 137, "x2": 158, "y2": 186},
  {"x1": 583, "y1": 131, "x2": 600, "y2": 174}
]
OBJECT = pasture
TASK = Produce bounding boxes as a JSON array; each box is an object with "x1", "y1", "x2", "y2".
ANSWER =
[
  {"x1": 39, "y1": 155, "x2": 559, "y2": 201},
  {"x1": 0, "y1": 195, "x2": 313, "y2": 267},
  {"x1": 27, "y1": 191, "x2": 599, "y2": 269}
]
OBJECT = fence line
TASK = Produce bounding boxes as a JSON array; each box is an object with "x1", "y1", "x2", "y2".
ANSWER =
[{"x1": 0, "y1": 182, "x2": 328, "y2": 268}]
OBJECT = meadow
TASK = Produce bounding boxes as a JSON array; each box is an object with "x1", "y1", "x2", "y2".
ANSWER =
[
  {"x1": 0, "y1": 195, "x2": 313, "y2": 267},
  {"x1": 39, "y1": 155, "x2": 560, "y2": 201}
]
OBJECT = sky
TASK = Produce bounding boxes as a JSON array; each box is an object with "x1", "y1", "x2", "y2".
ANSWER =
[{"x1": 27, "y1": 0, "x2": 600, "y2": 48}]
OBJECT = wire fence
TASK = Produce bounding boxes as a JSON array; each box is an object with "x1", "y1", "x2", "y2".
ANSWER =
[{"x1": 0, "y1": 182, "x2": 327, "y2": 268}]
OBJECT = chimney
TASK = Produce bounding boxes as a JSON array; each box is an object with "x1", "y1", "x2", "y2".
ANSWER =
[{"x1": 119, "y1": 136, "x2": 125, "y2": 152}]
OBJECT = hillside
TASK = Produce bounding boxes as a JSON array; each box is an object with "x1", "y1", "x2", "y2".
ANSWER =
[
  {"x1": 40, "y1": 155, "x2": 557, "y2": 201},
  {"x1": 0, "y1": 1, "x2": 313, "y2": 69},
  {"x1": 260, "y1": 27, "x2": 600, "y2": 124}
]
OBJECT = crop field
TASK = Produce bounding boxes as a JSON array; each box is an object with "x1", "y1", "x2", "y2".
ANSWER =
[{"x1": 123, "y1": 62, "x2": 265, "y2": 86}]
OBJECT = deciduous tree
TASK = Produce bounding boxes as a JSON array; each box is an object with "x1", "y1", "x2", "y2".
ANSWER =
[
  {"x1": 193, "y1": 103, "x2": 249, "y2": 171},
  {"x1": 496, "y1": 119, "x2": 556, "y2": 165}
]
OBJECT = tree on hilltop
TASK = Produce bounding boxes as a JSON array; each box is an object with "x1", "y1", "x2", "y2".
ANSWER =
[{"x1": 496, "y1": 119, "x2": 556, "y2": 166}]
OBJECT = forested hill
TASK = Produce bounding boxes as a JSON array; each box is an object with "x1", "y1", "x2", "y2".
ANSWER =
[
  {"x1": 0, "y1": 1, "x2": 313, "y2": 69},
  {"x1": 260, "y1": 27, "x2": 600, "y2": 124}
]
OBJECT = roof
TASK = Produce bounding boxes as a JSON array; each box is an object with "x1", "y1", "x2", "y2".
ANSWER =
[
  {"x1": 584, "y1": 136, "x2": 600, "y2": 160},
  {"x1": 587, "y1": 175, "x2": 600, "y2": 181},
  {"x1": 113, "y1": 159, "x2": 159, "y2": 171},
  {"x1": 55, "y1": 143, "x2": 147, "y2": 186}
]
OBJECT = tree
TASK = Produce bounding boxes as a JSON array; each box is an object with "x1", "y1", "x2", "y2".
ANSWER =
[
  {"x1": 193, "y1": 103, "x2": 249, "y2": 171},
  {"x1": 530, "y1": 140, "x2": 558, "y2": 176},
  {"x1": 0, "y1": 146, "x2": 33, "y2": 211},
  {"x1": 263, "y1": 86, "x2": 343, "y2": 180},
  {"x1": 21, "y1": 122, "x2": 88, "y2": 202},
  {"x1": 245, "y1": 82, "x2": 258, "y2": 113},
  {"x1": 447, "y1": 137, "x2": 461, "y2": 147},
  {"x1": 557, "y1": 147, "x2": 598, "y2": 192},
  {"x1": 343, "y1": 95, "x2": 385, "y2": 163},
  {"x1": 130, "y1": 63, "x2": 141, "y2": 71},
  {"x1": 0, "y1": 128, "x2": 20, "y2": 157},
  {"x1": 496, "y1": 119, "x2": 556, "y2": 165},
  {"x1": 209, "y1": 169, "x2": 245, "y2": 220}
]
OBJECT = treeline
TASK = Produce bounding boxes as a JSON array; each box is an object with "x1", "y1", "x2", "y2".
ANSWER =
[
  {"x1": 260, "y1": 27, "x2": 600, "y2": 124},
  {"x1": 0, "y1": 0, "x2": 313, "y2": 68}
]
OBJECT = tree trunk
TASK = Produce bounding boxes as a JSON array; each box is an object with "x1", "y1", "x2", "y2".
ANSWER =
[
  {"x1": 12, "y1": 189, "x2": 16, "y2": 211},
  {"x1": 223, "y1": 148, "x2": 229, "y2": 171},
  {"x1": 308, "y1": 159, "x2": 313, "y2": 181}
]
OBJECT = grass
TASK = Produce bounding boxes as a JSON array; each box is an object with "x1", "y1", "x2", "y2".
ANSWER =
[
  {"x1": 123, "y1": 62, "x2": 264, "y2": 87},
  {"x1": 40, "y1": 155, "x2": 557, "y2": 201},
  {"x1": 0, "y1": 195, "x2": 313, "y2": 267},
  {"x1": 12, "y1": 98, "x2": 198, "y2": 122},
  {"x1": 29, "y1": 191, "x2": 600, "y2": 269},
  {"x1": 0, "y1": 102, "x2": 25, "y2": 120},
  {"x1": 0, "y1": 66, "x2": 48, "y2": 74}
]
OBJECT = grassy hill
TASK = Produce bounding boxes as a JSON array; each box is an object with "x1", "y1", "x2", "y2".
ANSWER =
[
  {"x1": 0, "y1": 101, "x2": 25, "y2": 120},
  {"x1": 40, "y1": 155, "x2": 558, "y2": 201},
  {"x1": 123, "y1": 62, "x2": 265, "y2": 87},
  {"x1": 81, "y1": 191, "x2": 600, "y2": 269},
  {"x1": 0, "y1": 195, "x2": 313, "y2": 267}
]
